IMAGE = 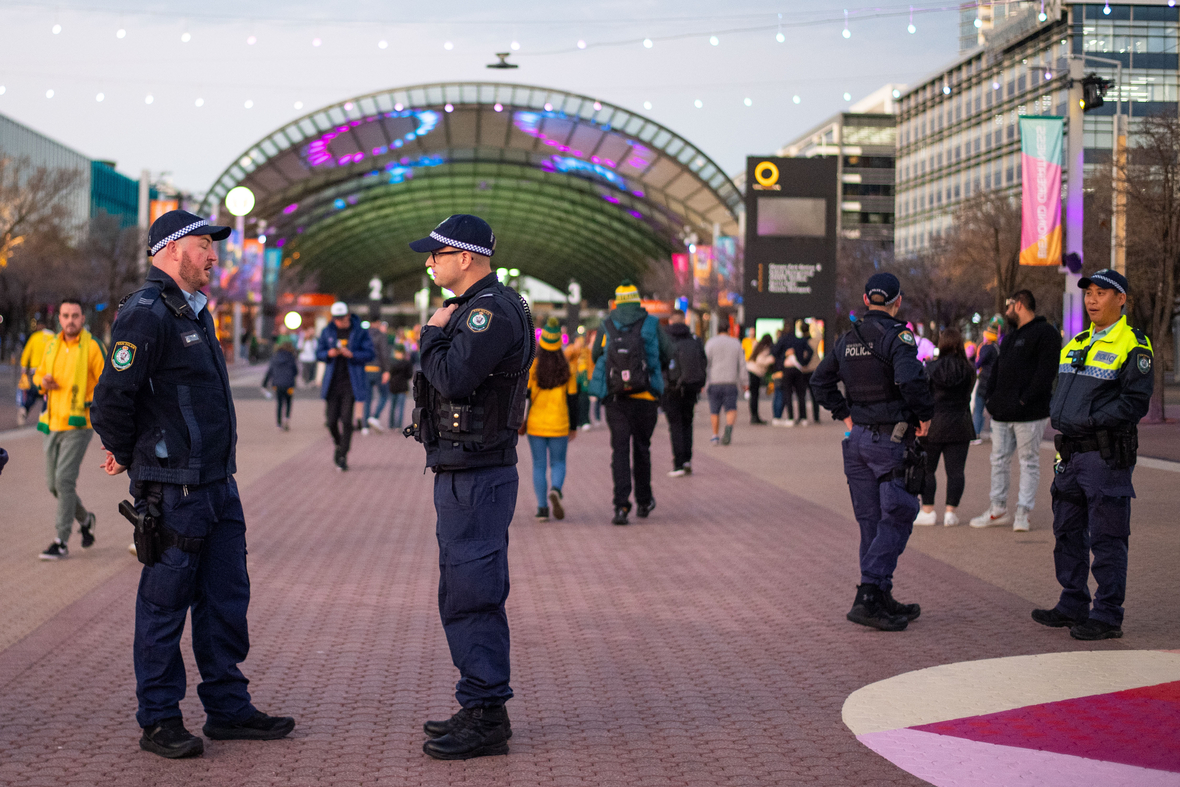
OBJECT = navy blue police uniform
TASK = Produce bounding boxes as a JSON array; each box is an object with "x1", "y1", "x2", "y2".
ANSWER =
[
  {"x1": 406, "y1": 215, "x2": 534, "y2": 759},
  {"x1": 810, "y1": 274, "x2": 934, "y2": 631},
  {"x1": 1034, "y1": 269, "x2": 1153, "y2": 640},
  {"x1": 91, "y1": 210, "x2": 292, "y2": 757}
]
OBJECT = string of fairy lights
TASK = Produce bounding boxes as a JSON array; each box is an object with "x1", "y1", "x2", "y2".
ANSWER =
[{"x1": 0, "y1": 1, "x2": 1151, "y2": 114}]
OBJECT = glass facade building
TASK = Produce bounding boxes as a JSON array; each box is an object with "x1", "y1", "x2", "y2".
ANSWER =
[{"x1": 895, "y1": 2, "x2": 1179, "y2": 255}]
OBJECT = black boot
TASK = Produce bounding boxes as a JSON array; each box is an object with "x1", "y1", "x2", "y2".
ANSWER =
[
  {"x1": 423, "y1": 706, "x2": 513, "y2": 739},
  {"x1": 140, "y1": 717, "x2": 204, "y2": 759},
  {"x1": 612, "y1": 506, "x2": 630, "y2": 525},
  {"x1": 847, "y1": 583, "x2": 908, "y2": 631},
  {"x1": 881, "y1": 588, "x2": 921, "y2": 621},
  {"x1": 422, "y1": 705, "x2": 510, "y2": 760}
]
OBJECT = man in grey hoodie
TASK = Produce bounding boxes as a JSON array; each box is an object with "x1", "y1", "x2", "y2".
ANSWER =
[{"x1": 704, "y1": 329, "x2": 748, "y2": 446}]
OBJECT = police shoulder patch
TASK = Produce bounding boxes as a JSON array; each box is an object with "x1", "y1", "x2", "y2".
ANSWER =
[
  {"x1": 467, "y1": 308, "x2": 493, "y2": 333},
  {"x1": 112, "y1": 341, "x2": 136, "y2": 371},
  {"x1": 1137, "y1": 353, "x2": 1152, "y2": 375},
  {"x1": 897, "y1": 330, "x2": 916, "y2": 346}
]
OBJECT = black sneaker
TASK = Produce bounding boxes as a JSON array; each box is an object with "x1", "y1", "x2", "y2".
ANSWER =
[
  {"x1": 422, "y1": 705, "x2": 510, "y2": 760},
  {"x1": 203, "y1": 710, "x2": 296, "y2": 740},
  {"x1": 1070, "y1": 618, "x2": 1122, "y2": 641},
  {"x1": 80, "y1": 513, "x2": 96, "y2": 548},
  {"x1": 881, "y1": 589, "x2": 921, "y2": 621},
  {"x1": 548, "y1": 489, "x2": 565, "y2": 520},
  {"x1": 611, "y1": 507, "x2": 630, "y2": 526},
  {"x1": 39, "y1": 540, "x2": 68, "y2": 560},
  {"x1": 846, "y1": 584, "x2": 908, "y2": 631},
  {"x1": 140, "y1": 717, "x2": 204, "y2": 759},
  {"x1": 424, "y1": 707, "x2": 513, "y2": 740},
  {"x1": 535, "y1": 507, "x2": 550, "y2": 521},
  {"x1": 682, "y1": 463, "x2": 692, "y2": 476},
  {"x1": 636, "y1": 499, "x2": 655, "y2": 518},
  {"x1": 1032, "y1": 608, "x2": 1088, "y2": 628}
]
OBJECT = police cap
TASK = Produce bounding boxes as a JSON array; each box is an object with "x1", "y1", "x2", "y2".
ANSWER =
[
  {"x1": 1078, "y1": 268, "x2": 1128, "y2": 295},
  {"x1": 865, "y1": 272, "x2": 902, "y2": 305},
  {"x1": 409, "y1": 214, "x2": 496, "y2": 257},
  {"x1": 148, "y1": 210, "x2": 231, "y2": 256}
]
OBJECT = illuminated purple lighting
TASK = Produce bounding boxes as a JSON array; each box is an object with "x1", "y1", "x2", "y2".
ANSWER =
[
  {"x1": 276, "y1": 238, "x2": 286, "y2": 247},
  {"x1": 494, "y1": 103, "x2": 503, "y2": 112},
  {"x1": 633, "y1": 190, "x2": 644, "y2": 197},
  {"x1": 283, "y1": 203, "x2": 299, "y2": 215},
  {"x1": 544, "y1": 102, "x2": 554, "y2": 111},
  {"x1": 304, "y1": 109, "x2": 440, "y2": 168},
  {"x1": 629, "y1": 210, "x2": 642, "y2": 219},
  {"x1": 601, "y1": 194, "x2": 620, "y2": 204},
  {"x1": 394, "y1": 102, "x2": 404, "y2": 111}
]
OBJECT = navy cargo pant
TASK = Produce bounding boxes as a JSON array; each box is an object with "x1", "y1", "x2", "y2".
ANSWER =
[
  {"x1": 134, "y1": 477, "x2": 254, "y2": 728},
  {"x1": 434, "y1": 465, "x2": 516, "y2": 708},
  {"x1": 842, "y1": 424, "x2": 920, "y2": 592},
  {"x1": 1050, "y1": 450, "x2": 1134, "y2": 627}
]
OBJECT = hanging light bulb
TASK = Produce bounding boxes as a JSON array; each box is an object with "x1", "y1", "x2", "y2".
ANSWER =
[
  {"x1": 116, "y1": 28, "x2": 126, "y2": 39},
  {"x1": 776, "y1": 32, "x2": 785, "y2": 43},
  {"x1": 246, "y1": 35, "x2": 257, "y2": 45},
  {"x1": 145, "y1": 95, "x2": 153, "y2": 104},
  {"x1": 510, "y1": 41, "x2": 520, "y2": 50},
  {"x1": 244, "y1": 99, "x2": 254, "y2": 109},
  {"x1": 908, "y1": 6, "x2": 916, "y2": 34},
  {"x1": 378, "y1": 40, "x2": 388, "y2": 49},
  {"x1": 46, "y1": 89, "x2": 54, "y2": 98},
  {"x1": 181, "y1": 32, "x2": 191, "y2": 43},
  {"x1": 792, "y1": 95, "x2": 801, "y2": 104},
  {"x1": 577, "y1": 40, "x2": 587, "y2": 49},
  {"x1": 744, "y1": 97, "x2": 752, "y2": 107},
  {"x1": 293, "y1": 100, "x2": 303, "y2": 109},
  {"x1": 974, "y1": 18, "x2": 983, "y2": 28},
  {"x1": 709, "y1": 36, "x2": 719, "y2": 46},
  {"x1": 694, "y1": 99, "x2": 703, "y2": 108},
  {"x1": 312, "y1": 37, "x2": 323, "y2": 46},
  {"x1": 1103, "y1": 2, "x2": 1111, "y2": 14},
  {"x1": 96, "y1": 92, "x2": 104, "y2": 102},
  {"x1": 443, "y1": 41, "x2": 453, "y2": 50},
  {"x1": 643, "y1": 38, "x2": 653, "y2": 48},
  {"x1": 196, "y1": 98, "x2": 204, "y2": 107},
  {"x1": 844, "y1": 92, "x2": 852, "y2": 101},
  {"x1": 643, "y1": 100, "x2": 652, "y2": 110},
  {"x1": 52, "y1": 23, "x2": 61, "y2": 34},
  {"x1": 843, "y1": 9, "x2": 851, "y2": 38}
]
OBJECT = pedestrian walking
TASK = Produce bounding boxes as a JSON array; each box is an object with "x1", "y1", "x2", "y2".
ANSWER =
[
  {"x1": 297, "y1": 327, "x2": 318, "y2": 387},
  {"x1": 663, "y1": 310, "x2": 708, "y2": 476},
  {"x1": 405, "y1": 214, "x2": 534, "y2": 759},
  {"x1": 971, "y1": 325, "x2": 1000, "y2": 442},
  {"x1": 565, "y1": 334, "x2": 593, "y2": 430},
  {"x1": 387, "y1": 344, "x2": 413, "y2": 430},
  {"x1": 772, "y1": 326, "x2": 814, "y2": 426},
  {"x1": 33, "y1": 299, "x2": 105, "y2": 560},
  {"x1": 315, "y1": 303, "x2": 374, "y2": 471},
  {"x1": 704, "y1": 328, "x2": 746, "y2": 446},
  {"x1": 16, "y1": 316, "x2": 54, "y2": 426},
  {"x1": 589, "y1": 280, "x2": 671, "y2": 525},
  {"x1": 745, "y1": 333, "x2": 774, "y2": 425},
  {"x1": 363, "y1": 320, "x2": 391, "y2": 433},
  {"x1": 913, "y1": 329, "x2": 976, "y2": 527},
  {"x1": 810, "y1": 272, "x2": 934, "y2": 631},
  {"x1": 91, "y1": 209, "x2": 294, "y2": 759},
  {"x1": 523, "y1": 318, "x2": 578, "y2": 521},
  {"x1": 970, "y1": 290, "x2": 1061, "y2": 532},
  {"x1": 261, "y1": 336, "x2": 298, "y2": 430},
  {"x1": 1033, "y1": 269, "x2": 1153, "y2": 641}
]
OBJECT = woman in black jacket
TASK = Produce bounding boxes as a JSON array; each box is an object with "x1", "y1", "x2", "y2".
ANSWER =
[{"x1": 914, "y1": 328, "x2": 977, "y2": 527}]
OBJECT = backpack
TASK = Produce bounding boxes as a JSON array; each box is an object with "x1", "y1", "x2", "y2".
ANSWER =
[
  {"x1": 603, "y1": 318, "x2": 651, "y2": 396},
  {"x1": 666, "y1": 335, "x2": 707, "y2": 391}
]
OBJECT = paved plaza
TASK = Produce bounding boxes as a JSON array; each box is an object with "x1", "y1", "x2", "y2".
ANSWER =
[{"x1": 1, "y1": 371, "x2": 1178, "y2": 786}]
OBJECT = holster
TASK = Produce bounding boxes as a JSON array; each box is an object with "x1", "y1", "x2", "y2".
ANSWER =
[
  {"x1": 120, "y1": 481, "x2": 204, "y2": 567},
  {"x1": 404, "y1": 371, "x2": 436, "y2": 443},
  {"x1": 884, "y1": 439, "x2": 926, "y2": 496}
]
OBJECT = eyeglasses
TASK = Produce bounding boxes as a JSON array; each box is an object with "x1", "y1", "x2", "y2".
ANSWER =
[{"x1": 430, "y1": 250, "x2": 463, "y2": 263}]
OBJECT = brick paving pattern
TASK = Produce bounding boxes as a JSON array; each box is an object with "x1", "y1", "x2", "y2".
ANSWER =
[{"x1": 1, "y1": 399, "x2": 1176, "y2": 786}]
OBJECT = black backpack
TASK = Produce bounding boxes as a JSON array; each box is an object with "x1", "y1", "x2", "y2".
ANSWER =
[
  {"x1": 603, "y1": 318, "x2": 651, "y2": 396},
  {"x1": 666, "y1": 335, "x2": 707, "y2": 392}
]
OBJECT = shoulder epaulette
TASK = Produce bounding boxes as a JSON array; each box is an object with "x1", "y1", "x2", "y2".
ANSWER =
[{"x1": 1131, "y1": 327, "x2": 1150, "y2": 347}]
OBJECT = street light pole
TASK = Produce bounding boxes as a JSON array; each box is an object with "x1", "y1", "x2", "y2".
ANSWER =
[
  {"x1": 1082, "y1": 54, "x2": 1126, "y2": 276},
  {"x1": 1064, "y1": 58, "x2": 1086, "y2": 338}
]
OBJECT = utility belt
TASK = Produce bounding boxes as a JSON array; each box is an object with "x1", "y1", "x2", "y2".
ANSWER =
[
  {"x1": 1054, "y1": 429, "x2": 1138, "y2": 470},
  {"x1": 117, "y1": 481, "x2": 205, "y2": 568},
  {"x1": 403, "y1": 371, "x2": 526, "y2": 445}
]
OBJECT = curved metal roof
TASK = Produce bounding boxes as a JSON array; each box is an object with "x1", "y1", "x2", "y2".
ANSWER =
[{"x1": 201, "y1": 82, "x2": 741, "y2": 303}]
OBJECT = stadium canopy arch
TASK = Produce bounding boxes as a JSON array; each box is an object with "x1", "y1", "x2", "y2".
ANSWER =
[{"x1": 201, "y1": 82, "x2": 741, "y2": 305}]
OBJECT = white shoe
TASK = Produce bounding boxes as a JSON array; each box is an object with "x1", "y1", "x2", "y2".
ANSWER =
[
  {"x1": 970, "y1": 506, "x2": 1013, "y2": 528},
  {"x1": 1013, "y1": 508, "x2": 1031, "y2": 532},
  {"x1": 970, "y1": 438, "x2": 983, "y2": 446},
  {"x1": 361, "y1": 427, "x2": 371, "y2": 436},
  {"x1": 668, "y1": 468, "x2": 687, "y2": 478},
  {"x1": 799, "y1": 419, "x2": 810, "y2": 427},
  {"x1": 770, "y1": 418, "x2": 784, "y2": 426},
  {"x1": 943, "y1": 511, "x2": 960, "y2": 527},
  {"x1": 913, "y1": 510, "x2": 937, "y2": 526},
  {"x1": 581, "y1": 423, "x2": 591, "y2": 431},
  {"x1": 783, "y1": 419, "x2": 795, "y2": 428},
  {"x1": 367, "y1": 417, "x2": 385, "y2": 432}
]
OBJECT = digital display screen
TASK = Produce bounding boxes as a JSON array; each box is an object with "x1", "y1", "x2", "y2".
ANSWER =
[{"x1": 756, "y1": 197, "x2": 827, "y2": 237}]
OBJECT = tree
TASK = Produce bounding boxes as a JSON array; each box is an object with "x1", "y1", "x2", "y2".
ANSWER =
[
  {"x1": 82, "y1": 211, "x2": 143, "y2": 341},
  {"x1": 1121, "y1": 114, "x2": 1180, "y2": 423},
  {"x1": 943, "y1": 192, "x2": 1023, "y2": 317}
]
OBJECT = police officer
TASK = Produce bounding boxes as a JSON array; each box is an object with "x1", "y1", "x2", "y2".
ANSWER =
[
  {"x1": 810, "y1": 273, "x2": 934, "y2": 631},
  {"x1": 92, "y1": 210, "x2": 295, "y2": 758},
  {"x1": 405, "y1": 214, "x2": 533, "y2": 760},
  {"x1": 1033, "y1": 269, "x2": 1153, "y2": 641}
]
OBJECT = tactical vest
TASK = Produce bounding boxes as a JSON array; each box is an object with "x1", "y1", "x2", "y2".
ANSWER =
[
  {"x1": 416, "y1": 283, "x2": 535, "y2": 470},
  {"x1": 841, "y1": 319, "x2": 903, "y2": 406}
]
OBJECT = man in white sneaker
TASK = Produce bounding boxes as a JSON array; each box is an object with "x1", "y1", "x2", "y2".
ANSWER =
[{"x1": 970, "y1": 290, "x2": 1061, "y2": 532}]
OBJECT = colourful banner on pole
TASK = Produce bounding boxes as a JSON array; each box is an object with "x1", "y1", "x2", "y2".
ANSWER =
[{"x1": 1019, "y1": 117, "x2": 1063, "y2": 267}]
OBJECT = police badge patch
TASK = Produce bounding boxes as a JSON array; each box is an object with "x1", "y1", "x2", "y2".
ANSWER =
[
  {"x1": 112, "y1": 341, "x2": 136, "y2": 371},
  {"x1": 1138, "y1": 354, "x2": 1152, "y2": 375},
  {"x1": 467, "y1": 308, "x2": 493, "y2": 333},
  {"x1": 898, "y1": 330, "x2": 916, "y2": 346}
]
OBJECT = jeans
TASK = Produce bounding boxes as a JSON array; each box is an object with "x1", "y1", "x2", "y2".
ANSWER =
[
  {"x1": 527, "y1": 435, "x2": 568, "y2": 508},
  {"x1": 388, "y1": 392, "x2": 407, "y2": 429},
  {"x1": 363, "y1": 372, "x2": 389, "y2": 422},
  {"x1": 972, "y1": 388, "x2": 988, "y2": 435},
  {"x1": 44, "y1": 428, "x2": 93, "y2": 543},
  {"x1": 772, "y1": 382, "x2": 785, "y2": 419},
  {"x1": 605, "y1": 398, "x2": 659, "y2": 509},
  {"x1": 989, "y1": 418, "x2": 1049, "y2": 512}
]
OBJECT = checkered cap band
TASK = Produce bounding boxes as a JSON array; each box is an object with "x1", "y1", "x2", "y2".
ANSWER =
[
  {"x1": 867, "y1": 288, "x2": 899, "y2": 304},
  {"x1": 429, "y1": 231, "x2": 493, "y2": 257},
  {"x1": 151, "y1": 220, "x2": 209, "y2": 255},
  {"x1": 1088, "y1": 272, "x2": 1125, "y2": 294}
]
